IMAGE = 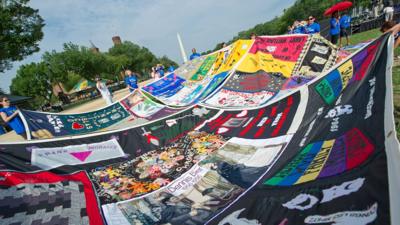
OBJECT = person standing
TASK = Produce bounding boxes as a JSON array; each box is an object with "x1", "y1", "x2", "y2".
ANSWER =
[
  {"x1": 189, "y1": 48, "x2": 201, "y2": 60},
  {"x1": 305, "y1": 16, "x2": 320, "y2": 34},
  {"x1": 124, "y1": 70, "x2": 138, "y2": 92},
  {"x1": 95, "y1": 76, "x2": 113, "y2": 105},
  {"x1": 151, "y1": 66, "x2": 159, "y2": 80},
  {"x1": 330, "y1": 11, "x2": 340, "y2": 45},
  {"x1": 383, "y1": 5, "x2": 394, "y2": 22},
  {"x1": 339, "y1": 12, "x2": 351, "y2": 47},
  {"x1": 381, "y1": 21, "x2": 400, "y2": 49},
  {"x1": 287, "y1": 25, "x2": 294, "y2": 34},
  {"x1": 292, "y1": 20, "x2": 306, "y2": 34},
  {"x1": 157, "y1": 64, "x2": 165, "y2": 78},
  {"x1": 0, "y1": 96, "x2": 26, "y2": 139},
  {"x1": 372, "y1": 0, "x2": 379, "y2": 18}
]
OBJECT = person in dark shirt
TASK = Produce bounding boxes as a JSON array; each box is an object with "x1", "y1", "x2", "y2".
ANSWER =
[
  {"x1": 0, "y1": 96, "x2": 26, "y2": 139},
  {"x1": 330, "y1": 11, "x2": 340, "y2": 45},
  {"x1": 339, "y1": 12, "x2": 351, "y2": 46},
  {"x1": 189, "y1": 48, "x2": 201, "y2": 60}
]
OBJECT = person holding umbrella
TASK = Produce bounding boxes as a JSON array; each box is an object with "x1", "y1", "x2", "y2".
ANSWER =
[
  {"x1": 330, "y1": 11, "x2": 341, "y2": 45},
  {"x1": 324, "y1": 1, "x2": 353, "y2": 46}
]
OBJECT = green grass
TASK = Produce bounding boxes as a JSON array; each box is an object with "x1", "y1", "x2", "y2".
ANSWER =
[
  {"x1": 349, "y1": 28, "x2": 400, "y2": 139},
  {"x1": 349, "y1": 28, "x2": 400, "y2": 56},
  {"x1": 349, "y1": 29, "x2": 381, "y2": 45},
  {"x1": 392, "y1": 67, "x2": 400, "y2": 138}
]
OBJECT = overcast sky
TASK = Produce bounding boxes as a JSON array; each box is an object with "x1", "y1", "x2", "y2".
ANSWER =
[{"x1": 1, "y1": 0, "x2": 295, "y2": 92}]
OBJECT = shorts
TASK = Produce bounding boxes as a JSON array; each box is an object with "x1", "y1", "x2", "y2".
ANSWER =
[
  {"x1": 331, "y1": 34, "x2": 339, "y2": 45},
  {"x1": 340, "y1": 28, "x2": 350, "y2": 37}
]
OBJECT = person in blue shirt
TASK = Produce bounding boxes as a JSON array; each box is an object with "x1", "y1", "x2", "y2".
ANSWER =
[
  {"x1": 287, "y1": 25, "x2": 294, "y2": 34},
  {"x1": 0, "y1": 96, "x2": 26, "y2": 139},
  {"x1": 156, "y1": 64, "x2": 165, "y2": 77},
  {"x1": 306, "y1": 16, "x2": 320, "y2": 34},
  {"x1": 0, "y1": 125, "x2": 5, "y2": 135},
  {"x1": 124, "y1": 70, "x2": 138, "y2": 92},
  {"x1": 330, "y1": 11, "x2": 341, "y2": 45},
  {"x1": 189, "y1": 48, "x2": 201, "y2": 60},
  {"x1": 292, "y1": 20, "x2": 306, "y2": 34},
  {"x1": 339, "y1": 12, "x2": 351, "y2": 47}
]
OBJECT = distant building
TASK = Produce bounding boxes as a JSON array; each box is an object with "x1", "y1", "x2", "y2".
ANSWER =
[
  {"x1": 112, "y1": 36, "x2": 122, "y2": 45},
  {"x1": 90, "y1": 40, "x2": 100, "y2": 53},
  {"x1": 52, "y1": 82, "x2": 67, "y2": 96}
]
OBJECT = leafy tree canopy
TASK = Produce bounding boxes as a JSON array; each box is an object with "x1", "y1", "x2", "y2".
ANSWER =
[
  {"x1": 10, "y1": 62, "x2": 52, "y2": 108},
  {"x1": 0, "y1": 0, "x2": 44, "y2": 72},
  {"x1": 208, "y1": 0, "x2": 371, "y2": 52}
]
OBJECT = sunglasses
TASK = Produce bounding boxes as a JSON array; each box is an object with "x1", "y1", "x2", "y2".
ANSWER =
[
  {"x1": 3, "y1": 99, "x2": 9, "y2": 102},
  {"x1": 309, "y1": 18, "x2": 313, "y2": 20}
]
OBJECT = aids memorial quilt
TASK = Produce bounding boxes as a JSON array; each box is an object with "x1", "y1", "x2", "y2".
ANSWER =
[
  {"x1": 0, "y1": 34, "x2": 398, "y2": 225},
  {"x1": 19, "y1": 90, "x2": 180, "y2": 140}
]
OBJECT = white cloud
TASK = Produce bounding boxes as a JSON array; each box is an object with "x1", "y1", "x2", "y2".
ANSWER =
[{"x1": 0, "y1": 0, "x2": 295, "y2": 92}]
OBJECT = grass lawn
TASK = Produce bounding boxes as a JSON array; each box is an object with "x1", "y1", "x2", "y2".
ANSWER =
[
  {"x1": 349, "y1": 29, "x2": 400, "y2": 138},
  {"x1": 392, "y1": 67, "x2": 400, "y2": 137},
  {"x1": 349, "y1": 29, "x2": 381, "y2": 45}
]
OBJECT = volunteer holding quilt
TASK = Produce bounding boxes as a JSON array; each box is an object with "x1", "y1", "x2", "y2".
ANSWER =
[
  {"x1": 125, "y1": 69, "x2": 139, "y2": 92},
  {"x1": 95, "y1": 76, "x2": 113, "y2": 105},
  {"x1": 0, "y1": 96, "x2": 26, "y2": 139}
]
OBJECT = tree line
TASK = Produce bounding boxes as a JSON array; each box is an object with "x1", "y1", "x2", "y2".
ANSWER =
[
  {"x1": 10, "y1": 41, "x2": 177, "y2": 108},
  {"x1": 1, "y1": 0, "x2": 373, "y2": 108},
  {"x1": 204, "y1": 0, "x2": 371, "y2": 54}
]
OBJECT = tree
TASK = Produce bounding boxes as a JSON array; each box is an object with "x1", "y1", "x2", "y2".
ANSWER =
[
  {"x1": 10, "y1": 39, "x2": 179, "y2": 102},
  {"x1": 0, "y1": 0, "x2": 44, "y2": 72},
  {"x1": 108, "y1": 41, "x2": 158, "y2": 74},
  {"x1": 42, "y1": 43, "x2": 109, "y2": 82},
  {"x1": 208, "y1": 0, "x2": 355, "y2": 51},
  {"x1": 10, "y1": 62, "x2": 53, "y2": 108},
  {"x1": 107, "y1": 41, "x2": 178, "y2": 79}
]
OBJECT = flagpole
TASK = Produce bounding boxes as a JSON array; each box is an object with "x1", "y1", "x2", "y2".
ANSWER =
[{"x1": 177, "y1": 33, "x2": 188, "y2": 64}]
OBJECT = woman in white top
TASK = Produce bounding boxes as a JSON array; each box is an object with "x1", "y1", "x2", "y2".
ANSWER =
[
  {"x1": 95, "y1": 76, "x2": 113, "y2": 105},
  {"x1": 383, "y1": 5, "x2": 394, "y2": 22},
  {"x1": 152, "y1": 66, "x2": 160, "y2": 80}
]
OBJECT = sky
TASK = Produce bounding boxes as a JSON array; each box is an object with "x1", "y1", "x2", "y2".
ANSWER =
[{"x1": 1, "y1": 0, "x2": 295, "y2": 92}]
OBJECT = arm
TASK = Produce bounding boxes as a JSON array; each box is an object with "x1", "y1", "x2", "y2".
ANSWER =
[
  {"x1": 0, "y1": 111, "x2": 18, "y2": 123},
  {"x1": 388, "y1": 23, "x2": 400, "y2": 35}
]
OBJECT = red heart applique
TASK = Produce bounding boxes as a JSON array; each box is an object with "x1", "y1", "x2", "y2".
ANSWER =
[{"x1": 72, "y1": 122, "x2": 85, "y2": 130}]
